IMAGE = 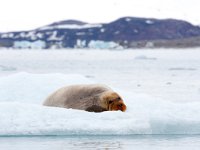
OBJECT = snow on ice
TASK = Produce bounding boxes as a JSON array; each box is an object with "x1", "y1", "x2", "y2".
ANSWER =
[{"x1": 0, "y1": 72, "x2": 200, "y2": 136}]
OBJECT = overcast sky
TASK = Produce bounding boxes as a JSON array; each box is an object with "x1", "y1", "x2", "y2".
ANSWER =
[{"x1": 0, "y1": 0, "x2": 199, "y2": 32}]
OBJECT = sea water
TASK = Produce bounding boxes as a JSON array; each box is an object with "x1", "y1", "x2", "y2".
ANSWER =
[
  {"x1": 0, "y1": 49, "x2": 200, "y2": 149},
  {"x1": 1, "y1": 135, "x2": 200, "y2": 150}
]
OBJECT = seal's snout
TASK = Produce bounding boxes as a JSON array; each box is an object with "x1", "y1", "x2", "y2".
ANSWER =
[
  {"x1": 112, "y1": 100, "x2": 127, "y2": 112},
  {"x1": 118, "y1": 102, "x2": 127, "y2": 112}
]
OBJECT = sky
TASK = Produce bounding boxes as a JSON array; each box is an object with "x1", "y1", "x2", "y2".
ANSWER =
[{"x1": 0, "y1": 0, "x2": 199, "y2": 32}]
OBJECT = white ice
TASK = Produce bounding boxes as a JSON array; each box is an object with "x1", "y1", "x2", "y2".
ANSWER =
[{"x1": 0, "y1": 72, "x2": 200, "y2": 136}]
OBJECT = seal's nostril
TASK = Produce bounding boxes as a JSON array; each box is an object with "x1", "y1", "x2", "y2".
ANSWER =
[{"x1": 118, "y1": 104, "x2": 123, "y2": 107}]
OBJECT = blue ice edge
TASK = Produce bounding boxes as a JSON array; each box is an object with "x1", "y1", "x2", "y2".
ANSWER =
[
  {"x1": 1, "y1": 134, "x2": 200, "y2": 140},
  {"x1": 0, "y1": 72, "x2": 200, "y2": 136}
]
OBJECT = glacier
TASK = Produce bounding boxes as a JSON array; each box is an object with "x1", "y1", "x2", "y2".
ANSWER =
[{"x1": 0, "y1": 72, "x2": 200, "y2": 136}]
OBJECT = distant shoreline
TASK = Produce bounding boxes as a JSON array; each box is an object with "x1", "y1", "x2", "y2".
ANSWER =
[{"x1": 0, "y1": 17, "x2": 200, "y2": 49}]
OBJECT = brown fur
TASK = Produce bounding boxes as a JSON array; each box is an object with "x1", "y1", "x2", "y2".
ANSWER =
[{"x1": 43, "y1": 84, "x2": 126, "y2": 112}]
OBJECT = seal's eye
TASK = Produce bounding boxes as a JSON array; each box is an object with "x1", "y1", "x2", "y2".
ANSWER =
[{"x1": 114, "y1": 97, "x2": 121, "y2": 101}]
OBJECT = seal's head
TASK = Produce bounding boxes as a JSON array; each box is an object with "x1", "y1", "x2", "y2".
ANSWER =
[{"x1": 101, "y1": 91, "x2": 126, "y2": 112}]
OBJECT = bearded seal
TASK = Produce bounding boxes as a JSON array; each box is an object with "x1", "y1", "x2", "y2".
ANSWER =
[{"x1": 43, "y1": 84, "x2": 126, "y2": 112}]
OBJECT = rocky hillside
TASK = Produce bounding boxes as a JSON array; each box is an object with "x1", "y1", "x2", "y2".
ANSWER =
[{"x1": 0, "y1": 17, "x2": 200, "y2": 49}]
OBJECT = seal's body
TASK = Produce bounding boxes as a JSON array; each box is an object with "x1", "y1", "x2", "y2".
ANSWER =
[{"x1": 43, "y1": 84, "x2": 126, "y2": 112}]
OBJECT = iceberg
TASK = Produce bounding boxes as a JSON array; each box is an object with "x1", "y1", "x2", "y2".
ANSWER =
[
  {"x1": 13, "y1": 40, "x2": 46, "y2": 49},
  {"x1": 88, "y1": 40, "x2": 122, "y2": 49}
]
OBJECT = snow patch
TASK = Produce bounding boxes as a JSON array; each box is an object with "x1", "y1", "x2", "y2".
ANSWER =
[
  {"x1": 100, "y1": 28, "x2": 105, "y2": 32},
  {"x1": 26, "y1": 31, "x2": 37, "y2": 40},
  {"x1": 114, "y1": 31, "x2": 120, "y2": 34},
  {"x1": 76, "y1": 32, "x2": 86, "y2": 35},
  {"x1": 49, "y1": 42, "x2": 63, "y2": 49},
  {"x1": 39, "y1": 24, "x2": 102, "y2": 30},
  {"x1": 76, "y1": 39, "x2": 86, "y2": 48},
  {"x1": 134, "y1": 29, "x2": 139, "y2": 33},
  {"x1": 8, "y1": 33, "x2": 14, "y2": 38},
  {"x1": 1, "y1": 33, "x2": 14, "y2": 38},
  {"x1": 125, "y1": 18, "x2": 131, "y2": 22},
  {"x1": 36, "y1": 33, "x2": 43, "y2": 38},
  {"x1": 1, "y1": 33, "x2": 9, "y2": 38},
  {"x1": 48, "y1": 31, "x2": 63, "y2": 41},
  {"x1": 146, "y1": 20, "x2": 154, "y2": 24},
  {"x1": 19, "y1": 32, "x2": 26, "y2": 38},
  {"x1": 145, "y1": 42, "x2": 154, "y2": 48}
]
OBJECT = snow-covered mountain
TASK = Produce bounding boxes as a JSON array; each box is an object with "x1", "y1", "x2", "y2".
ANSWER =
[{"x1": 0, "y1": 17, "x2": 200, "y2": 49}]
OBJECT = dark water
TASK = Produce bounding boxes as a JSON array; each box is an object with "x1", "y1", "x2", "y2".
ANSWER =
[{"x1": 0, "y1": 135, "x2": 200, "y2": 150}]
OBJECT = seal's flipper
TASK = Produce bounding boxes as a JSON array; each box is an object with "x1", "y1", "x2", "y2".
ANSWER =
[{"x1": 85, "y1": 105, "x2": 107, "y2": 112}]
